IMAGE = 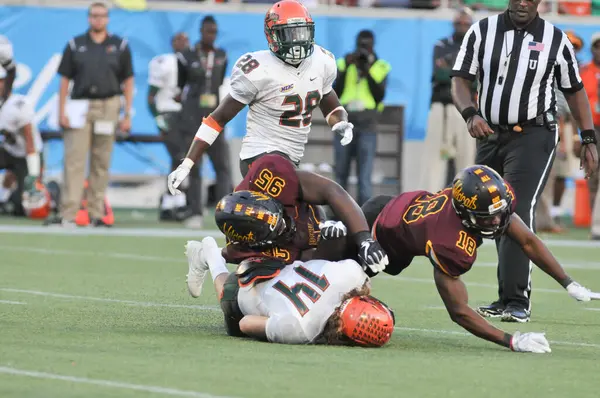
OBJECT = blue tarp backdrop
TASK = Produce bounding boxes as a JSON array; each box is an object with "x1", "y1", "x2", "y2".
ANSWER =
[{"x1": 1, "y1": 5, "x2": 599, "y2": 176}]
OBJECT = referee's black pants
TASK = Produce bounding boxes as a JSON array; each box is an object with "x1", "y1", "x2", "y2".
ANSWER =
[{"x1": 475, "y1": 124, "x2": 558, "y2": 311}]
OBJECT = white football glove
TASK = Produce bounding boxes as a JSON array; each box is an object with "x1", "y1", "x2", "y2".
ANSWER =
[
  {"x1": 319, "y1": 220, "x2": 347, "y2": 240},
  {"x1": 168, "y1": 159, "x2": 193, "y2": 195},
  {"x1": 332, "y1": 121, "x2": 354, "y2": 146},
  {"x1": 510, "y1": 331, "x2": 551, "y2": 354},
  {"x1": 566, "y1": 281, "x2": 592, "y2": 302}
]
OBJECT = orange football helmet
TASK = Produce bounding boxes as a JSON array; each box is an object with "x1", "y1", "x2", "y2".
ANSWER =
[
  {"x1": 339, "y1": 295, "x2": 395, "y2": 347},
  {"x1": 22, "y1": 180, "x2": 51, "y2": 219},
  {"x1": 264, "y1": 0, "x2": 315, "y2": 64}
]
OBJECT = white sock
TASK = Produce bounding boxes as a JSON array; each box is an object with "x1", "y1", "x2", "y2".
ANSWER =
[
  {"x1": 550, "y1": 206, "x2": 563, "y2": 218},
  {"x1": 206, "y1": 246, "x2": 229, "y2": 282}
]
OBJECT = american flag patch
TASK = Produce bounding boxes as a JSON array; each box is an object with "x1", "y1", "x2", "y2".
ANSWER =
[{"x1": 528, "y1": 41, "x2": 545, "y2": 52}]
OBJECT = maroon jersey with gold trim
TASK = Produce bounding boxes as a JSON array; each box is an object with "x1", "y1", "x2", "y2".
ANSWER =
[
  {"x1": 223, "y1": 154, "x2": 322, "y2": 264},
  {"x1": 373, "y1": 188, "x2": 483, "y2": 277}
]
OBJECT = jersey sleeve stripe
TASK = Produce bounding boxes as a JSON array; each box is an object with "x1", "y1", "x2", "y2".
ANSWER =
[{"x1": 425, "y1": 240, "x2": 455, "y2": 278}]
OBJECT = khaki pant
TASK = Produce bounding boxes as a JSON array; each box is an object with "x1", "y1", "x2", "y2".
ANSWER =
[
  {"x1": 420, "y1": 102, "x2": 475, "y2": 192},
  {"x1": 61, "y1": 96, "x2": 120, "y2": 221}
]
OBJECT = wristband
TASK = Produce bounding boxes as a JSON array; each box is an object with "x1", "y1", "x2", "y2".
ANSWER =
[
  {"x1": 461, "y1": 107, "x2": 478, "y2": 123},
  {"x1": 181, "y1": 158, "x2": 194, "y2": 170},
  {"x1": 559, "y1": 276, "x2": 574, "y2": 289},
  {"x1": 504, "y1": 333, "x2": 513, "y2": 350},
  {"x1": 194, "y1": 115, "x2": 223, "y2": 145},
  {"x1": 580, "y1": 129, "x2": 597, "y2": 145},
  {"x1": 353, "y1": 231, "x2": 372, "y2": 246}
]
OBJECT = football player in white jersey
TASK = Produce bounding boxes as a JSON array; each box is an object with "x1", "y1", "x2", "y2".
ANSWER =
[
  {"x1": 0, "y1": 67, "x2": 43, "y2": 216},
  {"x1": 147, "y1": 33, "x2": 189, "y2": 137},
  {"x1": 186, "y1": 235, "x2": 395, "y2": 346},
  {"x1": 167, "y1": 0, "x2": 354, "y2": 195},
  {"x1": 0, "y1": 35, "x2": 16, "y2": 102}
]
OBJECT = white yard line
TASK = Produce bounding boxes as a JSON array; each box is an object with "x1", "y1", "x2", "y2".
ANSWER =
[
  {"x1": 0, "y1": 300, "x2": 26, "y2": 305},
  {"x1": 394, "y1": 326, "x2": 600, "y2": 349},
  {"x1": 0, "y1": 288, "x2": 219, "y2": 311},
  {"x1": 1, "y1": 225, "x2": 600, "y2": 248},
  {"x1": 0, "y1": 225, "x2": 221, "y2": 238},
  {"x1": 0, "y1": 366, "x2": 236, "y2": 398}
]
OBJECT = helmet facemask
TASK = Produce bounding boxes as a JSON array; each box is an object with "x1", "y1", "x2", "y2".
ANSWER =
[
  {"x1": 454, "y1": 198, "x2": 512, "y2": 239},
  {"x1": 267, "y1": 21, "x2": 315, "y2": 65}
]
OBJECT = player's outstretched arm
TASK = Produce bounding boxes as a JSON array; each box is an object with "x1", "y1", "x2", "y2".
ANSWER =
[
  {"x1": 239, "y1": 315, "x2": 268, "y2": 341},
  {"x1": 433, "y1": 268, "x2": 550, "y2": 353},
  {"x1": 167, "y1": 95, "x2": 245, "y2": 195},
  {"x1": 297, "y1": 170, "x2": 388, "y2": 273},
  {"x1": 507, "y1": 214, "x2": 595, "y2": 301},
  {"x1": 319, "y1": 91, "x2": 353, "y2": 146}
]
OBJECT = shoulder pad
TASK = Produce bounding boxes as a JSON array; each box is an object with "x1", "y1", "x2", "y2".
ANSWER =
[{"x1": 236, "y1": 256, "x2": 288, "y2": 288}]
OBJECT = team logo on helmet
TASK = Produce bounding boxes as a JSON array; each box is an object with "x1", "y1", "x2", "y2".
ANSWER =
[{"x1": 452, "y1": 180, "x2": 478, "y2": 210}]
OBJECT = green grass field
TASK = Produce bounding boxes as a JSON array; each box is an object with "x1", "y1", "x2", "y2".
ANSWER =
[{"x1": 1, "y1": 213, "x2": 600, "y2": 398}]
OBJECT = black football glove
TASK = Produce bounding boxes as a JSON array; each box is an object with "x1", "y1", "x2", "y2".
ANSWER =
[{"x1": 354, "y1": 231, "x2": 388, "y2": 274}]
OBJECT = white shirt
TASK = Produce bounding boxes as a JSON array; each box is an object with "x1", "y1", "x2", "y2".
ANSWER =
[
  {"x1": 237, "y1": 259, "x2": 367, "y2": 344},
  {"x1": 229, "y1": 45, "x2": 337, "y2": 163},
  {"x1": 148, "y1": 53, "x2": 182, "y2": 113},
  {"x1": 0, "y1": 94, "x2": 41, "y2": 158}
]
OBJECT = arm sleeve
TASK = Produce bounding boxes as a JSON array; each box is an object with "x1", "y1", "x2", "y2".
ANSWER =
[
  {"x1": 0, "y1": 35, "x2": 15, "y2": 71},
  {"x1": 425, "y1": 240, "x2": 474, "y2": 278},
  {"x1": 57, "y1": 41, "x2": 75, "y2": 79},
  {"x1": 229, "y1": 54, "x2": 259, "y2": 105},
  {"x1": 450, "y1": 23, "x2": 481, "y2": 81},
  {"x1": 266, "y1": 314, "x2": 309, "y2": 344},
  {"x1": 555, "y1": 33, "x2": 584, "y2": 93},
  {"x1": 119, "y1": 39, "x2": 134, "y2": 81}
]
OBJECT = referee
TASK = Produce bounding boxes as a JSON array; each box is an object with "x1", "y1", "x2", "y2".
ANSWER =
[{"x1": 451, "y1": 0, "x2": 598, "y2": 323}]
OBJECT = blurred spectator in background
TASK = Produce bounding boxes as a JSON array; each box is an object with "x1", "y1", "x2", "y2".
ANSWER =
[
  {"x1": 148, "y1": 32, "x2": 190, "y2": 221},
  {"x1": 175, "y1": 15, "x2": 231, "y2": 228},
  {"x1": 536, "y1": 31, "x2": 583, "y2": 233},
  {"x1": 0, "y1": 35, "x2": 16, "y2": 103},
  {"x1": 333, "y1": 30, "x2": 390, "y2": 205},
  {"x1": 421, "y1": 8, "x2": 474, "y2": 193},
  {"x1": 0, "y1": 67, "x2": 41, "y2": 217},
  {"x1": 50, "y1": 2, "x2": 134, "y2": 227},
  {"x1": 579, "y1": 32, "x2": 600, "y2": 239}
]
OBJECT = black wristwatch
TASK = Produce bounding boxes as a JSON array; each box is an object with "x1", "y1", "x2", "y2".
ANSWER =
[
  {"x1": 581, "y1": 129, "x2": 597, "y2": 145},
  {"x1": 461, "y1": 107, "x2": 478, "y2": 123}
]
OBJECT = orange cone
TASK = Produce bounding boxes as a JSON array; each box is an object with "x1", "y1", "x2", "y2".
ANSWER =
[{"x1": 573, "y1": 178, "x2": 592, "y2": 227}]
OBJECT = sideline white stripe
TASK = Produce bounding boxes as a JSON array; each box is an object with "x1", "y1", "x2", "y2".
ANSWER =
[
  {"x1": 394, "y1": 326, "x2": 600, "y2": 349},
  {"x1": 2, "y1": 245, "x2": 599, "y2": 271},
  {"x1": 0, "y1": 225, "x2": 599, "y2": 248},
  {"x1": 0, "y1": 288, "x2": 219, "y2": 311},
  {"x1": 0, "y1": 367, "x2": 236, "y2": 398},
  {"x1": 0, "y1": 300, "x2": 26, "y2": 305}
]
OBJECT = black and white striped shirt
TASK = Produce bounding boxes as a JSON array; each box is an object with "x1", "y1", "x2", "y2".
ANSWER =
[{"x1": 451, "y1": 11, "x2": 583, "y2": 125}]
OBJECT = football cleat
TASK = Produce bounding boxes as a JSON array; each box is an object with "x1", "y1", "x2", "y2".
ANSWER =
[
  {"x1": 501, "y1": 305, "x2": 530, "y2": 323},
  {"x1": 185, "y1": 240, "x2": 209, "y2": 298},
  {"x1": 476, "y1": 301, "x2": 505, "y2": 318}
]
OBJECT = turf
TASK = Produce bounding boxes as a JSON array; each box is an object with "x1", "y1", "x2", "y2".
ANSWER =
[{"x1": 1, "y1": 217, "x2": 600, "y2": 398}]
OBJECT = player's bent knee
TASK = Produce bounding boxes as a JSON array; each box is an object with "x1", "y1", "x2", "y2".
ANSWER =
[{"x1": 219, "y1": 273, "x2": 246, "y2": 337}]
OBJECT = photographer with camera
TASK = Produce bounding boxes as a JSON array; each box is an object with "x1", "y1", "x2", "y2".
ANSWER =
[
  {"x1": 420, "y1": 8, "x2": 475, "y2": 192},
  {"x1": 333, "y1": 30, "x2": 390, "y2": 206}
]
